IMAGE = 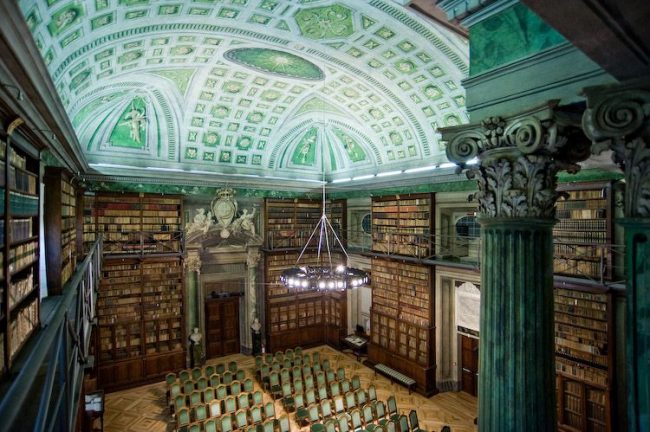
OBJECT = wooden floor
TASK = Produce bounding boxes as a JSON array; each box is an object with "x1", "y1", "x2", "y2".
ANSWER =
[{"x1": 104, "y1": 345, "x2": 478, "y2": 432}]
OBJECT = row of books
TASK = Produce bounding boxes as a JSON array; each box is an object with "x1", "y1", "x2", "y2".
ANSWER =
[
  {"x1": 0, "y1": 218, "x2": 33, "y2": 244},
  {"x1": 554, "y1": 218, "x2": 606, "y2": 231},
  {"x1": 563, "y1": 189, "x2": 606, "y2": 200},
  {"x1": 8, "y1": 270, "x2": 34, "y2": 310},
  {"x1": 554, "y1": 258, "x2": 605, "y2": 278},
  {"x1": 557, "y1": 199, "x2": 607, "y2": 210},
  {"x1": 554, "y1": 243, "x2": 608, "y2": 258},
  {"x1": 556, "y1": 356, "x2": 608, "y2": 387},
  {"x1": 8, "y1": 167, "x2": 37, "y2": 195},
  {"x1": 557, "y1": 208, "x2": 607, "y2": 219},
  {"x1": 9, "y1": 297, "x2": 38, "y2": 359},
  {"x1": 93, "y1": 209, "x2": 142, "y2": 217},
  {"x1": 62, "y1": 228, "x2": 76, "y2": 247},
  {"x1": 9, "y1": 192, "x2": 38, "y2": 215},
  {"x1": 8, "y1": 240, "x2": 37, "y2": 274}
]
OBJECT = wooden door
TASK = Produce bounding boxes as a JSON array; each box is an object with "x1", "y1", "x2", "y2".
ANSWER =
[
  {"x1": 460, "y1": 334, "x2": 479, "y2": 396},
  {"x1": 205, "y1": 297, "x2": 240, "y2": 358}
]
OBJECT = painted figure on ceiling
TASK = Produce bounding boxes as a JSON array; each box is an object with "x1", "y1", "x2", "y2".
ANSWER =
[{"x1": 122, "y1": 101, "x2": 147, "y2": 144}]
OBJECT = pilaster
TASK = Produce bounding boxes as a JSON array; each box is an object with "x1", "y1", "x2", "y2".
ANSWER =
[{"x1": 442, "y1": 101, "x2": 591, "y2": 431}]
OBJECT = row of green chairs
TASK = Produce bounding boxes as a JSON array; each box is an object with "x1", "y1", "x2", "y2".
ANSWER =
[
  {"x1": 171, "y1": 389, "x2": 266, "y2": 416},
  {"x1": 171, "y1": 361, "x2": 239, "y2": 385},
  {"x1": 176, "y1": 408, "x2": 290, "y2": 432},
  {"x1": 256, "y1": 352, "x2": 329, "y2": 379},
  {"x1": 170, "y1": 378, "x2": 255, "y2": 408},
  {"x1": 175, "y1": 398, "x2": 276, "y2": 429},
  {"x1": 257, "y1": 347, "x2": 305, "y2": 366}
]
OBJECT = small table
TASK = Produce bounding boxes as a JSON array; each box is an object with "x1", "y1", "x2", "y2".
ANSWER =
[
  {"x1": 343, "y1": 334, "x2": 368, "y2": 361},
  {"x1": 85, "y1": 390, "x2": 104, "y2": 432}
]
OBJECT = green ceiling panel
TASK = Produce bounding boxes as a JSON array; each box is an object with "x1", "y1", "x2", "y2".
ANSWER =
[{"x1": 19, "y1": 0, "x2": 469, "y2": 184}]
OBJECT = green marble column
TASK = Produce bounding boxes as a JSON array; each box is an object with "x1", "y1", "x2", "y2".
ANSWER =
[
  {"x1": 583, "y1": 79, "x2": 650, "y2": 431},
  {"x1": 442, "y1": 102, "x2": 591, "y2": 431},
  {"x1": 479, "y1": 218, "x2": 556, "y2": 431},
  {"x1": 186, "y1": 270, "x2": 198, "y2": 330},
  {"x1": 621, "y1": 220, "x2": 650, "y2": 430}
]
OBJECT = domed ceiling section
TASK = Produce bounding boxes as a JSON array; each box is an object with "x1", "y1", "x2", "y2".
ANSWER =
[{"x1": 19, "y1": 0, "x2": 469, "y2": 183}]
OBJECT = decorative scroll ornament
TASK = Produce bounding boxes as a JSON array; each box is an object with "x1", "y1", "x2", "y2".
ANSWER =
[
  {"x1": 582, "y1": 84, "x2": 650, "y2": 218},
  {"x1": 185, "y1": 253, "x2": 202, "y2": 273},
  {"x1": 442, "y1": 102, "x2": 591, "y2": 218}
]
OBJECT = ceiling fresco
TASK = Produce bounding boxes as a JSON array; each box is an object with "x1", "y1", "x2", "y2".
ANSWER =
[{"x1": 19, "y1": 0, "x2": 469, "y2": 184}]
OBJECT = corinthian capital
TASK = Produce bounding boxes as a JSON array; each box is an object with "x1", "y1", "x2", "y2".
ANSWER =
[
  {"x1": 441, "y1": 102, "x2": 591, "y2": 218},
  {"x1": 582, "y1": 79, "x2": 650, "y2": 218},
  {"x1": 185, "y1": 252, "x2": 202, "y2": 273}
]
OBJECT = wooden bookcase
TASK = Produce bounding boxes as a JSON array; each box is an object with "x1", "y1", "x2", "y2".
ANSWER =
[
  {"x1": 368, "y1": 256, "x2": 436, "y2": 395},
  {"x1": 554, "y1": 182, "x2": 614, "y2": 280},
  {"x1": 85, "y1": 193, "x2": 183, "y2": 256},
  {"x1": 372, "y1": 193, "x2": 434, "y2": 257},
  {"x1": 555, "y1": 284, "x2": 613, "y2": 432},
  {"x1": 265, "y1": 198, "x2": 346, "y2": 250},
  {"x1": 82, "y1": 194, "x2": 96, "y2": 255},
  {"x1": 0, "y1": 135, "x2": 41, "y2": 376},
  {"x1": 97, "y1": 256, "x2": 185, "y2": 390},
  {"x1": 265, "y1": 250, "x2": 327, "y2": 297},
  {"x1": 44, "y1": 167, "x2": 78, "y2": 295}
]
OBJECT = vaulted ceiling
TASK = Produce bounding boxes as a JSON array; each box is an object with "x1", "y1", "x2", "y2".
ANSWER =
[{"x1": 19, "y1": 0, "x2": 468, "y2": 185}]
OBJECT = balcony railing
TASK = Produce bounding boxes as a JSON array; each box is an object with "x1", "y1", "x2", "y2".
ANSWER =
[{"x1": 0, "y1": 236, "x2": 102, "y2": 432}]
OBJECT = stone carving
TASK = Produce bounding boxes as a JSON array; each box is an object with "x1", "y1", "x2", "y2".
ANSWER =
[
  {"x1": 443, "y1": 102, "x2": 591, "y2": 218},
  {"x1": 184, "y1": 253, "x2": 202, "y2": 273},
  {"x1": 582, "y1": 83, "x2": 650, "y2": 218},
  {"x1": 186, "y1": 208, "x2": 213, "y2": 235}
]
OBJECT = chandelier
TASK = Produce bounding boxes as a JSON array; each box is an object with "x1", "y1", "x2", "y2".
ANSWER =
[{"x1": 280, "y1": 142, "x2": 369, "y2": 291}]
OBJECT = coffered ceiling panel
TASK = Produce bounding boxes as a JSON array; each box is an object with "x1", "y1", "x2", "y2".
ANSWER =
[{"x1": 19, "y1": 0, "x2": 469, "y2": 184}]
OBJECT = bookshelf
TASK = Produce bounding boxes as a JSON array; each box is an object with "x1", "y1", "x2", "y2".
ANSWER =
[
  {"x1": 555, "y1": 285, "x2": 613, "y2": 432},
  {"x1": 97, "y1": 256, "x2": 185, "y2": 390},
  {"x1": 372, "y1": 193, "x2": 434, "y2": 257},
  {"x1": 0, "y1": 134, "x2": 41, "y2": 376},
  {"x1": 85, "y1": 193, "x2": 183, "y2": 256},
  {"x1": 554, "y1": 182, "x2": 613, "y2": 280},
  {"x1": 44, "y1": 167, "x2": 78, "y2": 295},
  {"x1": 368, "y1": 257, "x2": 435, "y2": 395},
  {"x1": 265, "y1": 198, "x2": 346, "y2": 249},
  {"x1": 83, "y1": 194, "x2": 96, "y2": 255}
]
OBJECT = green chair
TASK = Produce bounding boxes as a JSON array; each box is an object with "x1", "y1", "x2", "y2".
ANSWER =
[
  {"x1": 375, "y1": 401, "x2": 386, "y2": 421},
  {"x1": 280, "y1": 368, "x2": 291, "y2": 385},
  {"x1": 362, "y1": 404, "x2": 374, "y2": 426},
  {"x1": 305, "y1": 374, "x2": 315, "y2": 390},
  {"x1": 294, "y1": 393, "x2": 305, "y2": 410},
  {"x1": 208, "y1": 399, "x2": 222, "y2": 418},
  {"x1": 283, "y1": 358, "x2": 292, "y2": 370},
  {"x1": 333, "y1": 395, "x2": 345, "y2": 414},
  {"x1": 294, "y1": 346, "x2": 303, "y2": 357},
  {"x1": 264, "y1": 353, "x2": 273, "y2": 364},
  {"x1": 311, "y1": 423, "x2": 325, "y2": 432},
  {"x1": 408, "y1": 410, "x2": 425, "y2": 432},
  {"x1": 264, "y1": 401, "x2": 276, "y2": 419},
  {"x1": 281, "y1": 382, "x2": 295, "y2": 411},
  {"x1": 188, "y1": 423, "x2": 201, "y2": 432},
  {"x1": 386, "y1": 396, "x2": 399, "y2": 422},
  {"x1": 171, "y1": 394, "x2": 185, "y2": 415},
  {"x1": 303, "y1": 354, "x2": 311, "y2": 366},
  {"x1": 210, "y1": 373, "x2": 221, "y2": 388},
  {"x1": 341, "y1": 379, "x2": 351, "y2": 393},
  {"x1": 228, "y1": 360, "x2": 238, "y2": 373},
  {"x1": 255, "y1": 356, "x2": 264, "y2": 369},
  {"x1": 337, "y1": 413, "x2": 350, "y2": 432},
  {"x1": 307, "y1": 403, "x2": 320, "y2": 424},
  {"x1": 385, "y1": 420, "x2": 397, "y2": 432},
  {"x1": 313, "y1": 362, "x2": 322, "y2": 373},
  {"x1": 220, "y1": 414, "x2": 234, "y2": 432},
  {"x1": 238, "y1": 392, "x2": 250, "y2": 410},
  {"x1": 166, "y1": 372, "x2": 177, "y2": 386},
  {"x1": 230, "y1": 380, "x2": 242, "y2": 396},
  {"x1": 317, "y1": 385, "x2": 328, "y2": 402},
  {"x1": 294, "y1": 379, "x2": 304, "y2": 395},
  {"x1": 351, "y1": 375, "x2": 361, "y2": 391},
  {"x1": 176, "y1": 407, "x2": 190, "y2": 430},
  {"x1": 224, "y1": 395, "x2": 237, "y2": 414},
  {"x1": 216, "y1": 363, "x2": 226, "y2": 374},
  {"x1": 368, "y1": 385, "x2": 377, "y2": 402},
  {"x1": 249, "y1": 404, "x2": 263, "y2": 425},
  {"x1": 197, "y1": 377, "x2": 208, "y2": 391},
  {"x1": 303, "y1": 364, "x2": 312, "y2": 378},
  {"x1": 192, "y1": 403, "x2": 208, "y2": 422},
  {"x1": 296, "y1": 406, "x2": 309, "y2": 426},
  {"x1": 261, "y1": 419, "x2": 275, "y2": 432},
  {"x1": 235, "y1": 409, "x2": 249, "y2": 429},
  {"x1": 204, "y1": 364, "x2": 215, "y2": 377},
  {"x1": 312, "y1": 352, "x2": 320, "y2": 364},
  {"x1": 204, "y1": 419, "x2": 217, "y2": 432},
  {"x1": 320, "y1": 399, "x2": 333, "y2": 419},
  {"x1": 441, "y1": 426, "x2": 451, "y2": 432},
  {"x1": 326, "y1": 370, "x2": 336, "y2": 384},
  {"x1": 329, "y1": 381, "x2": 340, "y2": 398},
  {"x1": 257, "y1": 364, "x2": 270, "y2": 384},
  {"x1": 345, "y1": 392, "x2": 356, "y2": 410},
  {"x1": 191, "y1": 367, "x2": 202, "y2": 381},
  {"x1": 271, "y1": 361, "x2": 281, "y2": 372},
  {"x1": 203, "y1": 387, "x2": 215, "y2": 404},
  {"x1": 179, "y1": 369, "x2": 191, "y2": 383},
  {"x1": 216, "y1": 384, "x2": 228, "y2": 400},
  {"x1": 294, "y1": 356, "x2": 303, "y2": 367},
  {"x1": 267, "y1": 371, "x2": 282, "y2": 399},
  {"x1": 397, "y1": 414, "x2": 409, "y2": 432},
  {"x1": 222, "y1": 371, "x2": 234, "y2": 385},
  {"x1": 336, "y1": 367, "x2": 346, "y2": 381},
  {"x1": 278, "y1": 414, "x2": 290, "y2": 432},
  {"x1": 250, "y1": 390, "x2": 263, "y2": 407},
  {"x1": 184, "y1": 380, "x2": 195, "y2": 395},
  {"x1": 305, "y1": 388, "x2": 317, "y2": 405},
  {"x1": 322, "y1": 358, "x2": 331, "y2": 371},
  {"x1": 316, "y1": 371, "x2": 326, "y2": 387},
  {"x1": 236, "y1": 369, "x2": 245, "y2": 381},
  {"x1": 285, "y1": 348, "x2": 294, "y2": 359},
  {"x1": 189, "y1": 390, "x2": 202, "y2": 407},
  {"x1": 356, "y1": 389, "x2": 367, "y2": 406},
  {"x1": 325, "y1": 419, "x2": 337, "y2": 432},
  {"x1": 169, "y1": 382, "x2": 182, "y2": 403},
  {"x1": 350, "y1": 409, "x2": 363, "y2": 432}
]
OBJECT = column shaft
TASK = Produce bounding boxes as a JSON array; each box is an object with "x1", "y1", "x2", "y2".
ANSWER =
[{"x1": 479, "y1": 218, "x2": 556, "y2": 431}]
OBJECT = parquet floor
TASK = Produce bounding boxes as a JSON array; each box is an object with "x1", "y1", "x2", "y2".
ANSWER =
[{"x1": 104, "y1": 345, "x2": 478, "y2": 432}]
